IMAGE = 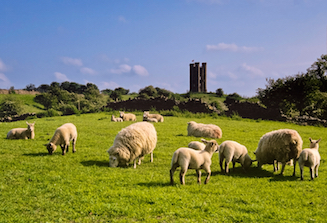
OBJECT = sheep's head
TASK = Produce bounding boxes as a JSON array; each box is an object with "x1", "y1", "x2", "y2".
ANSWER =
[
  {"x1": 243, "y1": 154, "x2": 254, "y2": 170},
  {"x1": 109, "y1": 155, "x2": 119, "y2": 167},
  {"x1": 201, "y1": 139, "x2": 219, "y2": 153},
  {"x1": 45, "y1": 143, "x2": 57, "y2": 155},
  {"x1": 119, "y1": 111, "x2": 124, "y2": 118},
  {"x1": 309, "y1": 137, "x2": 321, "y2": 150},
  {"x1": 26, "y1": 122, "x2": 35, "y2": 132},
  {"x1": 108, "y1": 146, "x2": 131, "y2": 167}
]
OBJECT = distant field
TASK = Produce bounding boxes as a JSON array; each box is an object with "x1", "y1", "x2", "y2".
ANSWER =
[
  {"x1": 0, "y1": 94, "x2": 45, "y2": 114},
  {"x1": 0, "y1": 113, "x2": 326, "y2": 222}
]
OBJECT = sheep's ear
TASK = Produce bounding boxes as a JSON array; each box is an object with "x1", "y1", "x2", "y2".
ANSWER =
[
  {"x1": 201, "y1": 138, "x2": 208, "y2": 144},
  {"x1": 317, "y1": 138, "x2": 321, "y2": 143},
  {"x1": 309, "y1": 137, "x2": 312, "y2": 142}
]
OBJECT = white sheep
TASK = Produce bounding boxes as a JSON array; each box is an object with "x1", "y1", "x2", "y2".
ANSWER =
[
  {"x1": 219, "y1": 140, "x2": 254, "y2": 174},
  {"x1": 187, "y1": 141, "x2": 206, "y2": 150},
  {"x1": 45, "y1": 123, "x2": 78, "y2": 155},
  {"x1": 298, "y1": 138, "x2": 321, "y2": 180},
  {"x1": 187, "y1": 121, "x2": 222, "y2": 139},
  {"x1": 111, "y1": 115, "x2": 123, "y2": 122},
  {"x1": 119, "y1": 111, "x2": 137, "y2": 121},
  {"x1": 7, "y1": 122, "x2": 35, "y2": 139},
  {"x1": 143, "y1": 111, "x2": 164, "y2": 122},
  {"x1": 254, "y1": 129, "x2": 303, "y2": 176},
  {"x1": 107, "y1": 122, "x2": 157, "y2": 168},
  {"x1": 143, "y1": 116, "x2": 158, "y2": 122},
  {"x1": 170, "y1": 139, "x2": 219, "y2": 185}
]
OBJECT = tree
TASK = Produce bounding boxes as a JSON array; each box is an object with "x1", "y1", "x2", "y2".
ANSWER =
[
  {"x1": 139, "y1": 85, "x2": 157, "y2": 97},
  {"x1": 25, "y1": 84, "x2": 36, "y2": 91},
  {"x1": 216, "y1": 88, "x2": 224, "y2": 97}
]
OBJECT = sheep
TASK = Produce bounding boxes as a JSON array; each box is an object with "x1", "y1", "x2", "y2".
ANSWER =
[
  {"x1": 119, "y1": 111, "x2": 136, "y2": 121},
  {"x1": 143, "y1": 111, "x2": 164, "y2": 122},
  {"x1": 45, "y1": 123, "x2": 77, "y2": 155},
  {"x1": 170, "y1": 139, "x2": 219, "y2": 185},
  {"x1": 143, "y1": 115, "x2": 158, "y2": 122},
  {"x1": 254, "y1": 129, "x2": 303, "y2": 176},
  {"x1": 111, "y1": 115, "x2": 123, "y2": 122},
  {"x1": 187, "y1": 121, "x2": 222, "y2": 139},
  {"x1": 7, "y1": 122, "x2": 35, "y2": 139},
  {"x1": 298, "y1": 138, "x2": 321, "y2": 180},
  {"x1": 107, "y1": 122, "x2": 157, "y2": 168},
  {"x1": 219, "y1": 140, "x2": 254, "y2": 174},
  {"x1": 187, "y1": 141, "x2": 206, "y2": 150}
]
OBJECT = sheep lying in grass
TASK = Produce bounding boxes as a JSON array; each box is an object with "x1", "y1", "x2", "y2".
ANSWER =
[
  {"x1": 298, "y1": 138, "x2": 321, "y2": 180},
  {"x1": 170, "y1": 139, "x2": 219, "y2": 185},
  {"x1": 143, "y1": 111, "x2": 164, "y2": 122},
  {"x1": 188, "y1": 141, "x2": 206, "y2": 150},
  {"x1": 111, "y1": 115, "x2": 123, "y2": 122},
  {"x1": 143, "y1": 116, "x2": 158, "y2": 123},
  {"x1": 187, "y1": 121, "x2": 222, "y2": 139},
  {"x1": 119, "y1": 111, "x2": 136, "y2": 121},
  {"x1": 219, "y1": 140, "x2": 254, "y2": 174},
  {"x1": 254, "y1": 129, "x2": 303, "y2": 176},
  {"x1": 107, "y1": 122, "x2": 157, "y2": 168},
  {"x1": 7, "y1": 122, "x2": 35, "y2": 139},
  {"x1": 45, "y1": 123, "x2": 77, "y2": 155}
]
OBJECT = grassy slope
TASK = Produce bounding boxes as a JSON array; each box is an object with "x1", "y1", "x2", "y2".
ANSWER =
[
  {"x1": 0, "y1": 112, "x2": 326, "y2": 222},
  {"x1": 0, "y1": 94, "x2": 44, "y2": 114}
]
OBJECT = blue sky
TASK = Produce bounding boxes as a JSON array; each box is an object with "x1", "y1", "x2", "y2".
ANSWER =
[{"x1": 0, "y1": 0, "x2": 326, "y2": 97}]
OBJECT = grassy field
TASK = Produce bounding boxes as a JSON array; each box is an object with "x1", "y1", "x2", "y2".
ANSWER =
[
  {"x1": 0, "y1": 112, "x2": 326, "y2": 222},
  {"x1": 0, "y1": 94, "x2": 45, "y2": 114}
]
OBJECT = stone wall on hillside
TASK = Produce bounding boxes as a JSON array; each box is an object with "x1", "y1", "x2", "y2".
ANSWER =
[{"x1": 104, "y1": 96, "x2": 221, "y2": 114}]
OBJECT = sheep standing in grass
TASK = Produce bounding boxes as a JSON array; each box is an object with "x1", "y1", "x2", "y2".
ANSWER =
[
  {"x1": 45, "y1": 123, "x2": 77, "y2": 155},
  {"x1": 143, "y1": 111, "x2": 164, "y2": 122},
  {"x1": 119, "y1": 111, "x2": 136, "y2": 121},
  {"x1": 7, "y1": 122, "x2": 35, "y2": 139},
  {"x1": 111, "y1": 115, "x2": 123, "y2": 122},
  {"x1": 219, "y1": 140, "x2": 254, "y2": 174},
  {"x1": 107, "y1": 122, "x2": 157, "y2": 168},
  {"x1": 254, "y1": 129, "x2": 303, "y2": 176},
  {"x1": 188, "y1": 141, "x2": 206, "y2": 150},
  {"x1": 170, "y1": 139, "x2": 219, "y2": 185},
  {"x1": 298, "y1": 138, "x2": 321, "y2": 180},
  {"x1": 187, "y1": 121, "x2": 222, "y2": 139}
]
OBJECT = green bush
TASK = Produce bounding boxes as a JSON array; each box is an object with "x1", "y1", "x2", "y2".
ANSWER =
[
  {"x1": 0, "y1": 96, "x2": 23, "y2": 117},
  {"x1": 36, "y1": 109, "x2": 62, "y2": 118},
  {"x1": 58, "y1": 104, "x2": 79, "y2": 115}
]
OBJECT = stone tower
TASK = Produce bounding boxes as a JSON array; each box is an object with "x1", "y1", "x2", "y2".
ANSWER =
[{"x1": 190, "y1": 62, "x2": 207, "y2": 93}]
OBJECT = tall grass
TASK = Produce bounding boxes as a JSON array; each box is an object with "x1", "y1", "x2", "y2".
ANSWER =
[{"x1": 0, "y1": 113, "x2": 326, "y2": 222}]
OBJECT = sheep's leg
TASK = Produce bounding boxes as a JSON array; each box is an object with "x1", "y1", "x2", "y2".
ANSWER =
[
  {"x1": 150, "y1": 152, "x2": 153, "y2": 162},
  {"x1": 170, "y1": 163, "x2": 179, "y2": 185},
  {"x1": 133, "y1": 159, "x2": 137, "y2": 169},
  {"x1": 204, "y1": 169, "x2": 211, "y2": 184},
  {"x1": 292, "y1": 159, "x2": 297, "y2": 177},
  {"x1": 179, "y1": 168, "x2": 187, "y2": 185},
  {"x1": 219, "y1": 156, "x2": 224, "y2": 172},
  {"x1": 196, "y1": 170, "x2": 201, "y2": 184},
  {"x1": 300, "y1": 166, "x2": 304, "y2": 180},
  {"x1": 310, "y1": 167, "x2": 314, "y2": 180},
  {"x1": 279, "y1": 162, "x2": 286, "y2": 175},
  {"x1": 61, "y1": 145, "x2": 67, "y2": 155},
  {"x1": 225, "y1": 161, "x2": 230, "y2": 174},
  {"x1": 273, "y1": 160, "x2": 278, "y2": 172},
  {"x1": 232, "y1": 161, "x2": 236, "y2": 172},
  {"x1": 72, "y1": 138, "x2": 76, "y2": 153},
  {"x1": 315, "y1": 164, "x2": 319, "y2": 178}
]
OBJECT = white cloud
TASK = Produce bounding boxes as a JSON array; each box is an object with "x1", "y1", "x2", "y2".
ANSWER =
[
  {"x1": 54, "y1": 72, "x2": 70, "y2": 82},
  {"x1": 110, "y1": 64, "x2": 132, "y2": 74},
  {"x1": 99, "y1": 81, "x2": 120, "y2": 90},
  {"x1": 61, "y1": 57, "x2": 83, "y2": 67},
  {"x1": 206, "y1": 43, "x2": 263, "y2": 52},
  {"x1": 0, "y1": 59, "x2": 7, "y2": 72},
  {"x1": 240, "y1": 63, "x2": 264, "y2": 77},
  {"x1": 133, "y1": 65, "x2": 149, "y2": 76},
  {"x1": 80, "y1": 67, "x2": 96, "y2": 75},
  {"x1": 0, "y1": 73, "x2": 11, "y2": 88}
]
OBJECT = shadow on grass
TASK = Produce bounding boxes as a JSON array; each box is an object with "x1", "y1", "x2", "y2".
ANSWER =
[
  {"x1": 23, "y1": 152, "x2": 53, "y2": 156},
  {"x1": 137, "y1": 181, "x2": 172, "y2": 187},
  {"x1": 80, "y1": 160, "x2": 109, "y2": 167}
]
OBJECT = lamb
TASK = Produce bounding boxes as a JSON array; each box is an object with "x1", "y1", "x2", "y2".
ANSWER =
[
  {"x1": 187, "y1": 121, "x2": 222, "y2": 139},
  {"x1": 111, "y1": 115, "x2": 123, "y2": 122},
  {"x1": 143, "y1": 111, "x2": 164, "y2": 122},
  {"x1": 170, "y1": 139, "x2": 219, "y2": 185},
  {"x1": 119, "y1": 111, "x2": 136, "y2": 121},
  {"x1": 143, "y1": 116, "x2": 158, "y2": 122},
  {"x1": 107, "y1": 122, "x2": 157, "y2": 168},
  {"x1": 254, "y1": 129, "x2": 303, "y2": 176},
  {"x1": 219, "y1": 140, "x2": 254, "y2": 174},
  {"x1": 7, "y1": 122, "x2": 35, "y2": 139},
  {"x1": 187, "y1": 141, "x2": 206, "y2": 150},
  {"x1": 298, "y1": 138, "x2": 321, "y2": 180},
  {"x1": 45, "y1": 123, "x2": 78, "y2": 155}
]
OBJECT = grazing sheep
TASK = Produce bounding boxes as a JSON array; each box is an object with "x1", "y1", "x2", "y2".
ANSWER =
[
  {"x1": 7, "y1": 122, "x2": 35, "y2": 139},
  {"x1": 143, "y1": 111, "x2": 164, "y2": 122},
  {"x1": 298, "y1": 138, "x2": 321, "y2": 180},
  {"x1": 170, "y1": 139, "x2": 219, "y2": 185},
  {"x1": 219, "y1": 140, "x2": 254, "y2": 174},
  {"x1": 107, "y1": 122, "x2": 157, "y2": 168},
  {"x1": 187, "y1": 121, "x2": 222, "y2": 139},
  {"x1": 254, "y1": 129, "x2": 303, "y2": 176},
  {"x1": 111, "y1": 115, "x2": 123, "y2": 122},
  {"x1": 188, "y1": 141, "x2": 206, "y2": 150},
  {"x1": 119, "y1": 111, "x2": 136, "y2": 121},
  {"x1": 45, "y1": 123, "x2": 77, "y2": 155}
]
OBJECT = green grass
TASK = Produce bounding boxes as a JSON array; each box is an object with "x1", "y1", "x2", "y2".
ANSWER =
[
  {"x1": 0, "y1": 94, "x2": 45, "y2": 114},
  {"x1": 0, "y1": 113, "x2": 326, "y2": 222}
]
